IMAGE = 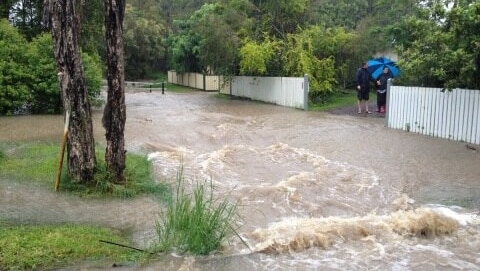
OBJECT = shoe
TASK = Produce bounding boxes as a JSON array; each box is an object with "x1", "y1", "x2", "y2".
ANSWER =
[
  {"x1": 357, "y1": 110, "x2": 362, "y2": 114},
  {"x1": 366, "y1": 111, "x2": 372, "y2": 114}
]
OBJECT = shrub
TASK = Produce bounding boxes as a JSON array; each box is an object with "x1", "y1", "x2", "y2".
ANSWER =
[
  {"x1": 0, "y1": 19, "x2": 103, "y2": 115},
  {"x1": 0, "y1": 19, "x2": 32, "y2": 115}
]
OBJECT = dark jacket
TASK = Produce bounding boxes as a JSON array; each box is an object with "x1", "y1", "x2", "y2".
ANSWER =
[
  {"x1": 356, "y1": 67, "x2": 371, "y2": 91},
  {"x1": 377, "y1": 72, "x2": 392, "y2": 91}
]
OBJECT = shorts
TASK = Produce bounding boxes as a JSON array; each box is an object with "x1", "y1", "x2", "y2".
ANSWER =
[{"x1": 357, "y1": 89, "x2": 369, "y2": 101}]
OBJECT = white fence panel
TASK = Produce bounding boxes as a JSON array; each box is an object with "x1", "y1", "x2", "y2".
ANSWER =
[
  {"x1": 205, "y1": 75, "x2": 221, "y2": 91},
  {"x1": 473, "y1": 91, "x2": 480, "y2": 144},
  {"x1": 167, "y1": 72, "x2": 306, "y2": 109},
  {"x1": 229, "y1": 76, "x2": 306, "y2": 110},
  {"x1": 167, "y1": 71, "x2": 221, "y2": 91},
  {"x1": 388, "y1": 86, "x2": 480, "y2": 145}
]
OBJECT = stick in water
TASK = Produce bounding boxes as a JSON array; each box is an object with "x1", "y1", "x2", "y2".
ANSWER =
[{"x1": 99, "y1": 240, "x2": 145, "y2": 252}]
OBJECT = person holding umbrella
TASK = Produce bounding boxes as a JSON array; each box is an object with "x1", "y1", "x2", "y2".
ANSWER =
[
  {"x1": 375, "y1": 67, "x2": 392, "y2": 113},
  {"x1": 367, "y1": 57, "x2": 399, "y2": 113},
  {"x1": 356, "y1": 62, "x2": 373, "y2": 114}
]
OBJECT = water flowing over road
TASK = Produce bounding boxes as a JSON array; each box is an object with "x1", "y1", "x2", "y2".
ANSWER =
[{"x1": 1, "y1": 89, "x2": 479, "y2": 270}]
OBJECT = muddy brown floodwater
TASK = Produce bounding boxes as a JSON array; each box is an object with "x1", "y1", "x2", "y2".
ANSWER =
[{"x1": 1, "y1": 89, "x2": 479, "y2": 270}]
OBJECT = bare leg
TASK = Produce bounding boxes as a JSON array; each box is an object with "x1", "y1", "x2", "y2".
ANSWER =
[{"x1": 357, "y1": 100, "x2": 362, "y2": 113}]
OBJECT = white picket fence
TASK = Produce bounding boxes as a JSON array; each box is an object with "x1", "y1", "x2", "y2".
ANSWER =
[{"x1": 387, "y1": 84, "x2": 480, "y2": 145}]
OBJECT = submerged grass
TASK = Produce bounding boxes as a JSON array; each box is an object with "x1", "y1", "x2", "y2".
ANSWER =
[
  {"x1": 0, "y1": 223, "x2": 144, "y2": 270},
  {"x1": 0, "y1": 141, "x2": 167, "y2": 198},
  {"x1": 153, "y1": 168, "x2": 242, "y2": 255},
  {"x1": 309, "y1": 89, "x2": 363, "y2": 111}
]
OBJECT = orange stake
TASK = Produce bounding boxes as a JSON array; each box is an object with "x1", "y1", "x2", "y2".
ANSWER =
[{"x1": 55, "y1": 111, "x2": 69, "y2": 192}]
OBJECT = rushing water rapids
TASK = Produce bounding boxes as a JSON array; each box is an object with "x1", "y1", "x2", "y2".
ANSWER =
[{"x1": 1, "y1": 89, "x2": 479, "y2": 270}]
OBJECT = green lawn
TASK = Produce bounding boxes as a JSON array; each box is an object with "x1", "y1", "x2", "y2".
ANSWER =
[
  {"x1": 0, "y1": 222, "x2": 145, "y2": 270},
  {"x1": 308, "y1": 90, "x2": 376, "y2": 111}
]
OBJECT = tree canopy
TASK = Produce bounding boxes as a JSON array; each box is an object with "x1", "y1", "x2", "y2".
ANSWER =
[
  {"x1": 2, "y1": 0, "x2": 479, "y2": 107},
  {"x1": 393, "y1": 0, "x2": 480, "y2": 89}
]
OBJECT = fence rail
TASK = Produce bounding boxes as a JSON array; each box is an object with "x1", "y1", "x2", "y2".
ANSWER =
[{"x1": 387, "y1": 84, "x2": 480, "y2": 145}]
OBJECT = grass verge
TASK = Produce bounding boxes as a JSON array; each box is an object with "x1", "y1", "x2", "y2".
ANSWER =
[
  {"x1": 308, "y1": 89, "x2": 363, "y2": 111},
  {"x1": 0, "y1": 141, "x2": 168, "y2": 198},
  {"x1": 153, "y1": 169, "x2": 243, "y2": 255},
  {"x1": 0, "y1": 223, "x2": 145, "y2": 270}
]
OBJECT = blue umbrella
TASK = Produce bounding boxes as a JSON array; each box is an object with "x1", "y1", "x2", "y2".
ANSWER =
[{"x1": 367, "y1": 57, "x2": 400, "y2": 79}]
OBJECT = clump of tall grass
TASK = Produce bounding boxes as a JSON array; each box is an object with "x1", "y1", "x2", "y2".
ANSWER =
[{"x1": 154, "y1": 169, "x2": 241, "y2": 255}]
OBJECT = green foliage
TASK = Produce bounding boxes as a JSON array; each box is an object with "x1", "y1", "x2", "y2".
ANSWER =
[
  {"x1": 394, "y1": 1, "x2": 480, "y2": 89},
  {"x1": 154, "y1": 169, "x2": 240, "y2": 255},
  {"x1": 0, "y1": 21, "x2": 103, "y2": 115},
  {"x1": 25, "y1": 33, "x2": 61, "y2": 114},
  {"x1": 79, "y1": 0, "x2": 105, "y2": 57},
  {"x1": 7, "y1": 0, "x2": 44, "y2": 40},
  {"x1": 82, "y1": 51, "x2": 104, "y2": 107},
  {"x1": 254, "y1": 0, "x2": 309, "y2": 37},
  {"x1": 283, "y1": 28, "x2": 337, "y2": 100},
  {"x1": 167, "y1": 2, "x2": 248, "y2": 76},
  {"x1": 304, "y1": 25, "x2": 357, "y2": 90},
  {"x1": 0, "y1": 19, "x2": 32, "y2": 115},
  {"x1": 166, "y1": 19, "x2": 202, "y2": 74},
  {"x1": 193, "y1": 4, "x2": 241, "y2": 75},
  {"x1": 0, "y1": 224, "x2": 142, "y2": 270},
  {"x1": 305, "y1": 0, "x2": 369, "y2": 30},
  {"x1": 124, "y1": 4, "x2": 167, "y2": 80},
  {"x1": 239, "y1": 38, "x2": 278, "y2": 75},
  {"x1": 0, "y1": 142, "x2": 168, "y2": 199}
]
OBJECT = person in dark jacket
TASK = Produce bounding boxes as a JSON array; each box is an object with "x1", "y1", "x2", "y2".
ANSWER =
[
  {"x1": 356, "y1": 62, "x2": 372, "y2": 114},
  {"x1": 375, "y1": 67, "x2": 392, "y2": 113}
]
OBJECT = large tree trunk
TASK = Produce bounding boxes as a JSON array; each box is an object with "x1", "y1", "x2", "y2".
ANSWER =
[
  {"x1": 44, "y1": 0, "x2": 96, "y2": 184},
  {"x1": 103, "y1": 0, "x2": 126, "y2": 184}
]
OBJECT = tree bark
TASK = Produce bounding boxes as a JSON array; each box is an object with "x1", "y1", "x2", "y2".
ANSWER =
[
  {"x1": 44, "y1": 0, "x2": 96, "y2": 184},
  {"x1": 103, "y1": 0, "x2": 126, "y2": 184}
]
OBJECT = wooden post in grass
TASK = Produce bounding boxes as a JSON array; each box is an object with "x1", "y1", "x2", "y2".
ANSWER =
[{"x1": 55, "y1": 110, "x2": 70, "y2": 192}]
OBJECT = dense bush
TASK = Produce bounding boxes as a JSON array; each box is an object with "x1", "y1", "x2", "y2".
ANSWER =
[
  {"x1": 0, "y1": 19, "x2": 31, "y2": 115},
  {"x1": 0, "y1": 19, "x2": 103, "y2": 115},
  {"x1": 26, "y1": 34, "x2": 61, "y2": 114}
]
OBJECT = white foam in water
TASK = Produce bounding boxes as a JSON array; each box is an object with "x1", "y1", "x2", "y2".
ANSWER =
[{"x1": 426, "y1": 204, "x2": 479, "y2": 226}]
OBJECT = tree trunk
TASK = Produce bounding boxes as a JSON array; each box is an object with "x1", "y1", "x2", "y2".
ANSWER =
[
  {"x1": 44, "y1": 0, "x2": 96, "y2": 184},
  {"x1": 103, "y1": 0, "x2": 126, "y2": 184}
]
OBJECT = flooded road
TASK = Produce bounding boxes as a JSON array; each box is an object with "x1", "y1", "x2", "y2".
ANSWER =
[{"x1": 1, "y1": 90, "x2": 479, "y2": 270}]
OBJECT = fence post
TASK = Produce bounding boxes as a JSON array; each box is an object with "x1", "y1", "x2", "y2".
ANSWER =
[
  {"x1": 304, "y1": 74, "x2": 309, "y2": 111},
  {"x1": 386, "y1": 78, "x2": 393, "y2": 127}
]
